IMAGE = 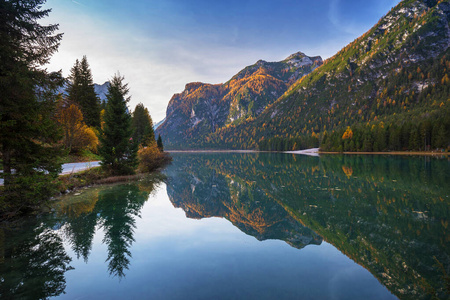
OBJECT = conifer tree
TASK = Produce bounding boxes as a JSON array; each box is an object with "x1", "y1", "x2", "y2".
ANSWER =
[
  {"x1": 157, "y1": 134, "x2": 164, "y2": 152},
  {"x1": 67, "y1": 56, "x2": 101, "y2": 128},
  {"x1": 0, "y1": 0, "x2": 63, "y2": 214},
  {"x1": 132, "y1": 103, "x2": 155, "y2": 146},
  {"x1": 99, "y1": 74, "x2": 137, "y2": 175}
]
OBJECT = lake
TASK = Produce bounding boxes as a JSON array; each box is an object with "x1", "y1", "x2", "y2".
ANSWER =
[{"x1": 0, "y1": 153, "x2": 448, "y2": 299}]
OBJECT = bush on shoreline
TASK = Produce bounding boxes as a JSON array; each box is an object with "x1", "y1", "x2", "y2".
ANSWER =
[{"x1": 137, "y1": 144, "x2": 172, "y2": 173}]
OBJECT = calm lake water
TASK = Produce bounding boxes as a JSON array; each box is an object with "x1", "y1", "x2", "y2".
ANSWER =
[{"x1": 0, "y1": 153, "x2": 449, "y2": 299}]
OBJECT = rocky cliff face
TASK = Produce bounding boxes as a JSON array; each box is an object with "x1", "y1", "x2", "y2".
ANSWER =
[{"x1": 156, "y1": 52, "x2": 322, "y2": 149}]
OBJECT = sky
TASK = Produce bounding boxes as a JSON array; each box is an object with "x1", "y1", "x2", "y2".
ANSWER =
[{"x1": 44, "y1": 0, "x2": 401, "y2": 123}]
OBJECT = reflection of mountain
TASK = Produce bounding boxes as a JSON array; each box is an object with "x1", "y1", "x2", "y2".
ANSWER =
[
  {"x1": 165, "y1": 155, "x2": 322, "y2": 249},
  {"x1": 165, "y1": 153, "x2": 450, "y2": 300}
]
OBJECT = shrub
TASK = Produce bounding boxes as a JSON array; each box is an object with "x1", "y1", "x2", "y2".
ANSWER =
[{"x1": 137, "y1": 144, "x2": 171, "y2": 173}]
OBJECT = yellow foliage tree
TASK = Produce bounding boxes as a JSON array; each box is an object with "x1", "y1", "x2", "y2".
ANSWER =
[
  {"x1": 57, "y1": 103, "x2": 99, "y2": 153},
  {"x1": 342, "y1": 126, "x2": 353, "y2": 140}
]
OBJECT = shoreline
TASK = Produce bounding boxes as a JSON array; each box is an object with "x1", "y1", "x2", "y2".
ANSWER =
[
  {"x1": 167, "y1": 149, "x2": 449, "y2": 156},
  {"x1": 167, "y1": 150, "x2": 258, "y2": 153},
  {"x1": 319, "y1": 151, "x2": 449, "y2": 156}
]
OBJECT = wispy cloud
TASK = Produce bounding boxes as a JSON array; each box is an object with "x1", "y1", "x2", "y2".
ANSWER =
[
  {"x1": 328, "y1": 0, "x2": 361, "y2": 36},
  {"x1": 44, "y1": 0, "x2": 401, "y2": 123},
  {"x1": 71, "y1": 0, "x2": 84, "y2": 6}
]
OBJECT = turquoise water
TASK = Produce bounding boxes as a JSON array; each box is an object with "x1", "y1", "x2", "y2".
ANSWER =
[{"x1": 0, "y1": 153, "x2": 448, "y2": 299}]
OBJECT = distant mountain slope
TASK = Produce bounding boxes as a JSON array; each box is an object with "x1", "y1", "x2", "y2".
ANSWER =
[
  {"x1": 155, "y1": 52, "x2": 322, "y2": 149},
  {"x1": 153, "y1": 118, "x2": 165, "y2": 131},
  {"x1": 57, "y1": 81, "x2": 110, "y2": 104},
  {"x1": 94, "y1": 82, "x2": 110, "y2": 103},
  {"x1": 205, "y1": 0, "x2": 450, "y2": 150}
]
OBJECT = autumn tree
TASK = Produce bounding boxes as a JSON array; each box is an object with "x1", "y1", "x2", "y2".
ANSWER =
[
  {"x1": 99, "y1": 74, "x2": 137, "y2": 175},
  {"x1": 56, "y1": 102, "x2": 98, "y2": 153},
  {"x1": 132, "y1": 103, "x2": 155, "y2": 146},
  {"x1": 0, "y1": 0, "x2": 64, "y2": 215},
  {"x1": 67, "y1": 56, "x2": 101, "y2": 128}
]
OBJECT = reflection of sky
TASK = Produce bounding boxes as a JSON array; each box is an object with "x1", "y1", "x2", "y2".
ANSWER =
[
  {"x1": 44, "y1": 0, "x2": 400, "y2": 123},
  {"x1": 58, "y1": 184, "x2": 396, "y2": 299}
]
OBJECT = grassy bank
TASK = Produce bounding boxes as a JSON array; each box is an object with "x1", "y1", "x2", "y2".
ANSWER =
[
  {"x1": 58, "y1": 149, "x2": 102, "y2": 164},
  {"x1": 56, "y1": 163, "x2": 171, "y2": 195}
]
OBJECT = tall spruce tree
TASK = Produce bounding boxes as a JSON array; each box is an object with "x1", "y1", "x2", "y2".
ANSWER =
[
  {"x1": 132, "y1": 103, "x2": 155, "y2": 146},
  {"x1": 0, "y1": 0, "x2": 63, "y2": 215},
  {"x1": 99, "y1": 74, "x2": 137, "y2": 175},
  {"x1": 157, "y1": 134, "x2": 164, "y2": 152},
  {"x1": 67, "y1": 56, "x2": 101, "y2": 128}
]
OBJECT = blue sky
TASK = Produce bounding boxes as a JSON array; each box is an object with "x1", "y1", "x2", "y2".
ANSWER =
[{"x1": 44, "y1": 0, "x2": 401, "y2": 123}]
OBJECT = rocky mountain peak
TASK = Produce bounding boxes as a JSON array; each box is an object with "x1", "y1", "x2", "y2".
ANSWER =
[
  {"x1": 156, "y1": 50, "x2": 322, "y2": 149},
  {"x1": 184, "y1": 82, "x2": 206, "y2": 93},
  {"x1": 284, "y1": 51, "x2": 307, "y2": 61}
]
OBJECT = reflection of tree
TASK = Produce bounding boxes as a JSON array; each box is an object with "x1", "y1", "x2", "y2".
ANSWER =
[
  {"x1": 0, "y1": 175, "x2": 164, "y2": 296},
  {"x1": 56, "y1": 190, "x2": 100, "y2": 262},
  {"x1": 0, "y1": 225, "x2": 73, "y2": 299},
  {"x1": 64, "y1": 212, "x2": 98, "y2": 262},
  {"x1": 57, "y1": 176, "x2": 163, "y2": 277},
  {"x1": 96, "y1": 185, "x2": 150, "y2": 278}
]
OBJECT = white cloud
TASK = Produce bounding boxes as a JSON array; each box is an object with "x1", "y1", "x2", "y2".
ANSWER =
[{"x1": 44, "y1": 3, "x2": 275, "y2": 123}]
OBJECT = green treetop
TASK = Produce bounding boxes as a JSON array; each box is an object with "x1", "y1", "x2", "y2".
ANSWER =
[
  {"x1": 67, "y1": 56, "x2": 101, "y2": 128},
  {"x1": 132, "y1": 103, "x2": 155, "y2": 147}
]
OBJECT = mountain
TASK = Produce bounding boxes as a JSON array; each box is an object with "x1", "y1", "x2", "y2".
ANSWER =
[
  {"x1": 94, "y1": 82, "x2": 110, "y2": 103},
  {"x1": 159, "y1": 0, "x2": 450, "y2": 151},
  {"x1": 153, "y1": 118, "x2": 165, "y2": 131},
  {"x1": 56, "y1": 81, "x2": 110, "y2": 104},
  {"x1": 156, "y1": 52, "x2": 322, "y2": 149}
]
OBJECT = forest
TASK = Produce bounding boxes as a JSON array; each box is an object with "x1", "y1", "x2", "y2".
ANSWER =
[{"x1": 0, "y1": 0, "x2": 168, "y2": 218}]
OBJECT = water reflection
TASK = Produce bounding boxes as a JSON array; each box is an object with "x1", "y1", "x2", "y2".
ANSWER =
[
  {"x1": 0, "y1": 224, "x2": 73, "y2": 299},
  {"x1": 54, "y1": 177, "x2": 162, "y2": 278},
  {"x1": 0, "y1": 175, "x2": 163, "y2": 299},
  {"x1": 165, "y1": 153, "x2": 450, "y2": 299},
  {"x1": 165, "y1": 156, "x2": 322, "y2": 249},
  {"x1": 0, "y1": 154, "x2": 448, "y2": 299}
]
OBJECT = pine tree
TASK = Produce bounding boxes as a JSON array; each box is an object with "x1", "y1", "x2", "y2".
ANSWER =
[
  {"x1": 66, "y1": 59, "x2": 81, "y2": 104},
  {"x1": 99, "y1": 74, "x2": 137, "y2": 175},
  {"x1": 67, "y1": 56, "x2": 101, "y2": 128},
  {"x1": 157, "y1": 134, "x2": 164, "y2": 151},
  {"x1": 131, "y1": 103, "x2": 155, "y2": 146},
  {"x1": 0, "y1": 0, "x2": 63, "y2": 214}
]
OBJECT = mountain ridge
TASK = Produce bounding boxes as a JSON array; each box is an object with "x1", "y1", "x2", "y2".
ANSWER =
[{"x1": 156, "y1": 52, "x2": 323, "y2": 148}]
